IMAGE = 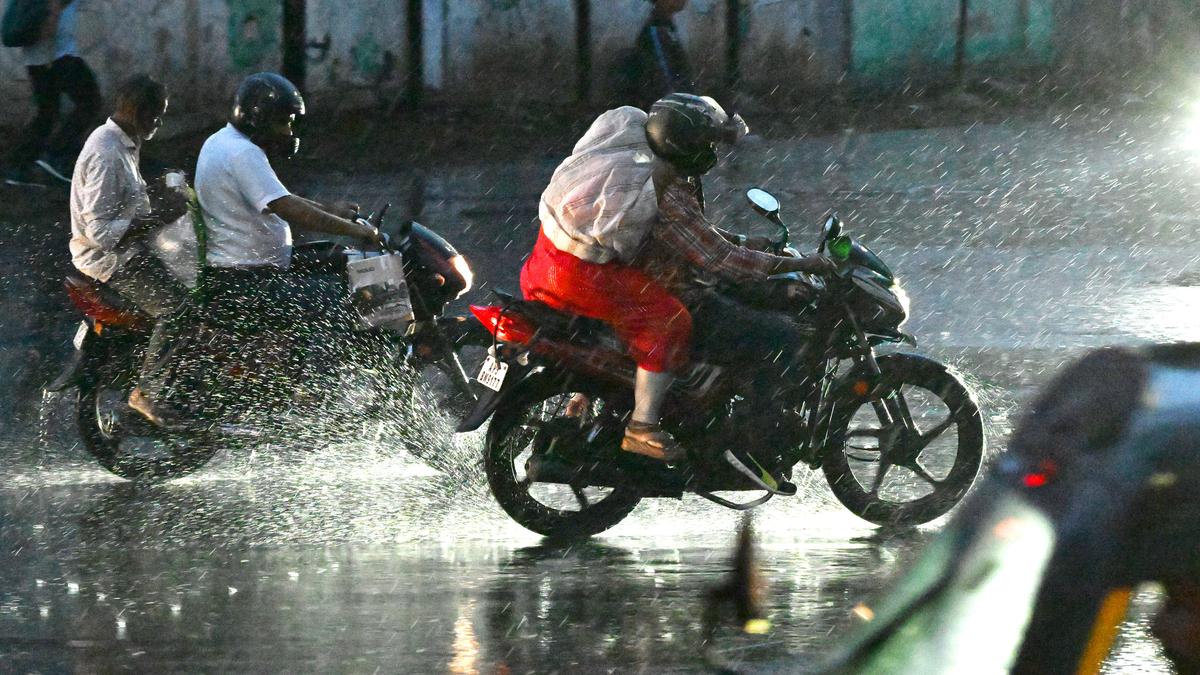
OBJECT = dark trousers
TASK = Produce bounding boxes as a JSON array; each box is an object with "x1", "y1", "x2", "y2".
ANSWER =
[
  {"x1": 105, "y1": 253, "x2": 193, "y2": 406},
  {"x1": 10, "y1": 55, "x2": 101, "y2": 167},
  {"x1": 684, "y1": 290, "x2": 812, "y2": 367}
]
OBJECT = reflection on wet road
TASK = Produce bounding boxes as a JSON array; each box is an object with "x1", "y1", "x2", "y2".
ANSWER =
[{"x1": 4, "y1": 109, "x2": 1199, "y2": 671}]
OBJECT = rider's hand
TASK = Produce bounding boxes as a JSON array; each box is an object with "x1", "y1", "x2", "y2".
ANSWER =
[
  {"x1": 329, "y1": 200, "x2": 361, "y2": 220},
  {"x1": 355, "y1": 218, "x2": 386, "y2": 249},
  {"x1": 788, "y1": 254, "x2": 838, "y2": 276},
  {"x1": 146, "y1": 182, "x2": 189, "y2": 225},
  {"x1": 743, "y1": 235, "x2": 776, "y2": 251}
]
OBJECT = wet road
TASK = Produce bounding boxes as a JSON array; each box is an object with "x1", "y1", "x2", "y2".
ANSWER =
[{"x1": 4, "y1": 107, "x2": 1199, "y2": 672}]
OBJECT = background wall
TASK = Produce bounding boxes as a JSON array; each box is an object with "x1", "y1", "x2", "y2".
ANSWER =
[{"x1": 0, "y1": 0, "x2": 1197, "y2": 127}]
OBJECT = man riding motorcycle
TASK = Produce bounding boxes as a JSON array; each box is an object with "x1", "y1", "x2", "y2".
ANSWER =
[
  {"x1": 520, "y1": 93, "x2": 835, "y2": 464},
  {"x1": 185, "y1": 72, "x2": 381, "y2": 413}
]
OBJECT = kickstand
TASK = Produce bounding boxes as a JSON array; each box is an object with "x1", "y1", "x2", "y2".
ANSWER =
[{"x1": 697, "y1": 490, "x2": 773, "y2": 511}]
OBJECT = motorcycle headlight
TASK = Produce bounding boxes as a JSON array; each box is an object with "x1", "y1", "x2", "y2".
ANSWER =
[
  {"x1": 450, "y1": 255, "x2": 474, "y2": 299},
  {"x1": 892, "y1": 280, "x2": 911, "y2": 324}
]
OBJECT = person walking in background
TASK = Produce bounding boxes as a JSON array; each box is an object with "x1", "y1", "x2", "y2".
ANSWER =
[
  {"x1": 621, "y1": 0, "x2": 694, "y2": 110},
  {"x1": 4, "y1": 0, "x2": 100, "y2": 187}
]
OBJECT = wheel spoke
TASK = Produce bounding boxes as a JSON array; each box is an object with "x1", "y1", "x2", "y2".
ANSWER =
[
  {"x1": 867, "y1": 458, "x2": 894, "y2": 495},
  {"x1": 571, "y1": 485, "x2": 590, "y2": 510},
  {"x1": 906, "y1": 460, "x2": 942, "y2": 488},
  {"x1": 914, "y1": 416, "x2": 955, "y2": 450}
]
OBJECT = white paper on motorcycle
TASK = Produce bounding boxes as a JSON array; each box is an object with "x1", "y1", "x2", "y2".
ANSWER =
[
  {"x1": 346, "y1": 252, "x2": 414, "y2": 334},
  {"x1": 477, "y1": 354, "x2": 509, "y2": 392}
]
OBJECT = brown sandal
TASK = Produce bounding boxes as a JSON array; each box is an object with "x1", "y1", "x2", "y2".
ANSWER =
[{"x1": 621, "y1": 421, "x2": 686, "y2": 463}]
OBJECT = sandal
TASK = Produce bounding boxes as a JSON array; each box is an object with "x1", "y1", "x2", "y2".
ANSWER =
[{"x1": 622, "y1": 421, "x2": 686, "y2": 463}]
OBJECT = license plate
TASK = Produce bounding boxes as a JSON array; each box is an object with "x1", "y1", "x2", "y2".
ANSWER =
[
  {"x1": 476, "y1": 354, "x2": 509, "y2": 392},
  {"x1": 72, "y1": 321, "x2": 89, "y2": 350}
]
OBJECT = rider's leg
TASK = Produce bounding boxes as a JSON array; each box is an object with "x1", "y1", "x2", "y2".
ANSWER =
[
  {"x1": 632, "y1": 367, "x2": 673, "y2": 424},
  {"x1": 105, "y1": 253, "x2": 192, "y2": 424}
]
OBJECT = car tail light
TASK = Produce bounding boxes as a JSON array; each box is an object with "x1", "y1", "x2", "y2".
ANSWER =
[{"x1": 469, "y1": 305, "x2": 536, "y2": 344}]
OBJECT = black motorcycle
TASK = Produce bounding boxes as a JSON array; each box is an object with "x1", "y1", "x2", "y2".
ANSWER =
[
  {"x1": 458, "y1": 188, "x2": 985, "y2": 537},
  {"x1": 49, "y1": 205, "x2": 488, "y2": 481}
]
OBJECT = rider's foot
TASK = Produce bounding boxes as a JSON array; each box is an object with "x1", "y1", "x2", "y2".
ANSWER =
[
  {"x1": 127, "y1": 388, "x2": 187, "y2": 431},
  {"x1": 564, "y1": 393, "x2": 591, "y2": 418},
  {"x1": 621, "y1": 421, "x2": 686, "y2": 463}
]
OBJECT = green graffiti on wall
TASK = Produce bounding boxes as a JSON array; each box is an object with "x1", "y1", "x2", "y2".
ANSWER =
[
  {"x1": 226, "y1": 0, "x2": 281, "y2": 70},
  {"x1": 351, "y1": 34, "x2": 384, "y2": 79},
  {"x1": 852, "y1": 0, "x2": 959, "y2": 81}
]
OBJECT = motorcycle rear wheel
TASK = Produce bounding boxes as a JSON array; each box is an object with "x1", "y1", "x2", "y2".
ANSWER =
[
  {"x1": 76, "y1": 381, "x2": 219, "y2": 482},
  {"x1": 485, "y1": 377, "x2": 641, "y2": 538},
  {"x1": 822, "y1": 353, "x2": 984, "y2": 527}
]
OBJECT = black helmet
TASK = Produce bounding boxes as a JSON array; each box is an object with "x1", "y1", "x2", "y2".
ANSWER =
[
  {"x1": 231, "y1": 72, "x2": 306, "y2": 159},
  {"x1": 645, "y1": 93, "x2": 748, "y2": 177}
]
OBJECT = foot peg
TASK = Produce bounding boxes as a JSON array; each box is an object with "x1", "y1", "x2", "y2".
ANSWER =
[{"x1": 722, "y1": 450, "x2": 796, "y2": 496}]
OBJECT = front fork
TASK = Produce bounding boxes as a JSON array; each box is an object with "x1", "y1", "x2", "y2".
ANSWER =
[{"x1": 842, "y1": 306, "x2": 920, "y2": 493}]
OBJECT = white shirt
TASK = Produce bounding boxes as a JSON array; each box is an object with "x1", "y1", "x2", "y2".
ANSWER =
[
  {"x1": 195, "y1": 124, "x2": 292, "y2": 269},
  {"x1": 69, "y1": 118, "x2": 149, "y2": 282},
  {"x1": 21, "y1": 0, "x2": 79, "y2": 67}
]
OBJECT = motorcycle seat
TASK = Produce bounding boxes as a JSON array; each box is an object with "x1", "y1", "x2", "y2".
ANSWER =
[
  {"x1": 64, "y1": 271, "x2": 142, "y2": 314},
  {"x1": 513, "y1": 300, "x2": 619, "y2": 345}
]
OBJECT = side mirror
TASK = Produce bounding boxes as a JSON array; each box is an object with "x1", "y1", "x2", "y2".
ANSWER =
[
  {"x1": 746, "y1": 188, "x2": 780, "y2": 217},
  {"x1": 823, "y1": 214, "x2": 842, "y2": 240}
]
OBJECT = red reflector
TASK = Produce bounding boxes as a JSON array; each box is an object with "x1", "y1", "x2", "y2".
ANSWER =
[
  {"x1": 1022, "y1": 473, "x2": 1048, "y2": 488},
  {"x1": 852, "y1": 380, "x2": 870, "y2": 397},
  {"x1": 469, "y1": 305, "x2": 536, "y2": 344}
]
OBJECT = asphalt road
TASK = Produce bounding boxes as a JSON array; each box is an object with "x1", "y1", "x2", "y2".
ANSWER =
[{"x1": 3, "y1": 106, "x2": 1197, "y2": 672}]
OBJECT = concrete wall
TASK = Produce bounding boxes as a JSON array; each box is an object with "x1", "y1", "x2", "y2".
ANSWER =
[
  {"x1": 0, "y1": 0, "x2": 244, "y2": 124},
  {"x1": 307, "y1": 0, "x2": 408, "y2": 95},
  {"x1": 2, "y1": 0, "x2": 1199, "y2": 127},
  {"x1": 738, "y1": 0, "x2": 846, "y2": 96}
]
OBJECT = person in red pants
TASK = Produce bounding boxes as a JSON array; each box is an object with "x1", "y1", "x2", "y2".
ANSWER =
[{"x1": 521, "y1": 94, "x2": 834, "y2": 462}]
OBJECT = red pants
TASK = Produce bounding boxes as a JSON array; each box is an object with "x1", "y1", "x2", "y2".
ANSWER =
[{"x1": 520, "y1": 230, "x2": 691, "y2": 372}]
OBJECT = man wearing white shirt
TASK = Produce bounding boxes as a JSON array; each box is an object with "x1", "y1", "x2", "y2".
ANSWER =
[
  {"x1": 70, "y1": 74, "x2": 190, "y2": 425},
  {"x1": 193, "y1": 73, "x2": 379, "y2": 366},
  {"x1": 5, "y1": 0, "x2": 100, "y2": 186}
]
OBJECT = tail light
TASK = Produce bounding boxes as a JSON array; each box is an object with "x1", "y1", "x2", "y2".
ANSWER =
[{"x1": 469, "y1": 305, "x2": 536, "y2": 344}]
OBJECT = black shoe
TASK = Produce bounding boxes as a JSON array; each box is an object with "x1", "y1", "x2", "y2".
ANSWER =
[
  {"x1": 35, "y1": 155, "x2": 72, "y2": 184},
  {"x1": 4, "y1": 164, "x2": 47, "y2": 188}
]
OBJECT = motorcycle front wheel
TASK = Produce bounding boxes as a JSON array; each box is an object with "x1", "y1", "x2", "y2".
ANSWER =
[
  {"x1": 76, "y1": 381, "x2": 219, "y2": 482},
  {"x1": 822, "y1": 353, "x2": 985, "y2": 527},
  {"x1": 485, "y1": 376, "x2": 641, "y2": 539}
]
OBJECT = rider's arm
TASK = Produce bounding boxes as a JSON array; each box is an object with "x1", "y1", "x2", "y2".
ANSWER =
[
  {"x1": 656, "y1": 184, "x2": 826, "y2": 280},
  {"x1": 267, "y1": 195, "x2": 376, "y2": 242},
  {"x1": 74, "y1": 152, "x2": 149, "y2": 249}
]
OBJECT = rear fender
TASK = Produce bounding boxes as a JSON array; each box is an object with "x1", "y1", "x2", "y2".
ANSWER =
[{"x1": 455, "y1": 360, "x2": 538, "y2": 433}]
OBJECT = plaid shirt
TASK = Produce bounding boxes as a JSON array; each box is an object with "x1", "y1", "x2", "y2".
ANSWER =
[{"x1": 634, "y1": 182, "x2": 778, "y2": 294}]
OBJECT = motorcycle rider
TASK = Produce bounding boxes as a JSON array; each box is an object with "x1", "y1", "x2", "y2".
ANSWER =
[
  {"x1": 68, "y1": 74, "x2": 191, "y2": 426},
  {"x1": 192, "y1": 72, "x2": 380, "y2": 382},
  {"x1": 522, "y1": 94, "x2": 835, "y2": 463}
]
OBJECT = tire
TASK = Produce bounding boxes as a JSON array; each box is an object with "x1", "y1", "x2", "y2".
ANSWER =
[
  {"x1": 76, "y1": 381, "x2": 218, "y2": 482},
  {"x1": 822, "y1": 353, "x2": 984, "y2": 527},
  {"x1": 485, "y1": 376, "x2": 641, "y2": 538}
]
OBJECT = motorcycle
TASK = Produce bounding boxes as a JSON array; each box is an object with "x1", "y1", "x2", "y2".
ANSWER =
[
  {"x1": 48, "y1": 204, "x2": 489, "y2": 481},
  {"x1": 457, "y1": 188, "x2": 985, "y2": 537}
]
